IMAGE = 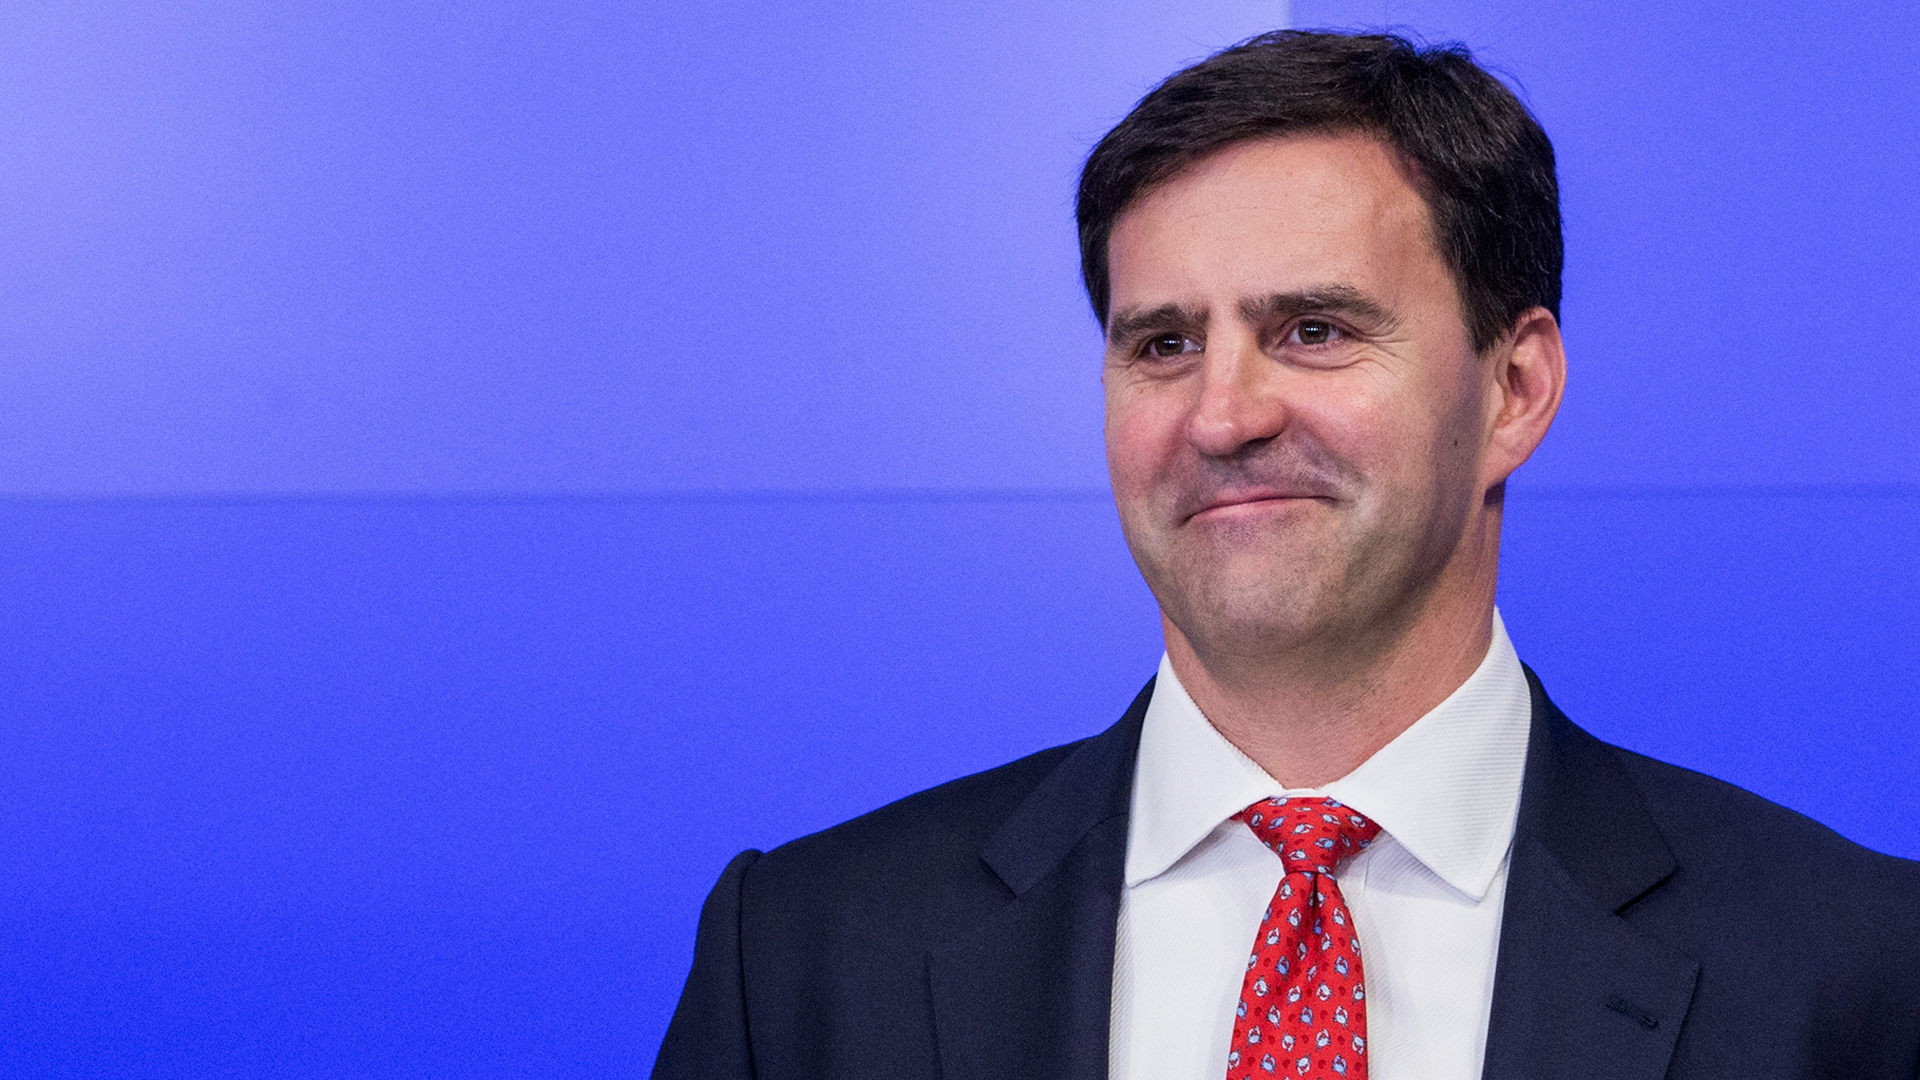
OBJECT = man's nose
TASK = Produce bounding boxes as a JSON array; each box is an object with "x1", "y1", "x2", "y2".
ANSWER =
[{"x1": 1186, "y1": 332, "x2": 1286, "y2": 458}]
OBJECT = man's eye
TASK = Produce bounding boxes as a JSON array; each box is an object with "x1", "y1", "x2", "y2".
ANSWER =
[
  {"x1": 1144, "y1": 334, "x2": 1200, "y2": 358},
  {"x1": 1288, "y1": 320, "x2": 1342, "y2": 346}
]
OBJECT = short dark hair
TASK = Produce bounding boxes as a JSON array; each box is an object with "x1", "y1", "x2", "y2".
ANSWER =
[{"x1": 1076, "y1": 30, "x2": 1561, "y2": 352}]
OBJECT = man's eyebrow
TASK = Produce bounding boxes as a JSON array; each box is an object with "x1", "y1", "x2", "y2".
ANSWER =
[
  {"x1": 1105, "y1": 302, "x2": 1207, "y2": 347},
  {"x1": 1238, "y1": 286, "x2": 1400, "y2": 333}
]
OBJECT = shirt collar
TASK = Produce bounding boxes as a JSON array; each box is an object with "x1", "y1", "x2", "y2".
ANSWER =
[{"x1": 1124, "y1": 610, "x2": 1532, "y2": 902}]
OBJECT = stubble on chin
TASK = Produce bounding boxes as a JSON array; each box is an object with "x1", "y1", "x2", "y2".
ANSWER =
[
  {"x1": 1145, "y1": 504, "x2": 1357, "y2": 663},
  {"x1": 1132, "y1": 469, "x2": 1465, "y2": 677},
  {"x1": 1121, "y1": 432, "x2": 1371, "y2": 662}
]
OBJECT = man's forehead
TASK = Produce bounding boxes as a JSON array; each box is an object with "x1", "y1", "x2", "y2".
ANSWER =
[
  {"x1": 1103, "y1": 133, "x2": 1442, "y2": 318},
  {"x1": 1121, "y1": 133, "x2": 1423, "y2": 228}
]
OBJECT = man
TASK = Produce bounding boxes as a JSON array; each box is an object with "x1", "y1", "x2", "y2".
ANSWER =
[{"x1": 655, "y1": 31, "x2": 1920, "y2": 1080}]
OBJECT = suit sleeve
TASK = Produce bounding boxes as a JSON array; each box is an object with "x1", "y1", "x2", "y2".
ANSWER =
[{"x1": 652, "y1": 849, "x2": 764, "y2": 1080}]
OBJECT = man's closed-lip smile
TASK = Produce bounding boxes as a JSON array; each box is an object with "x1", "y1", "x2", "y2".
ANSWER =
[{"x1": 1186, "y1": 487, "x2": 1334, "y2": 523}]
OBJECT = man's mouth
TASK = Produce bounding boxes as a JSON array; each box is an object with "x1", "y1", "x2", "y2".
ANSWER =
[{"x1": 1184, "y1": 487, "x2": 1336, "y2": 523}]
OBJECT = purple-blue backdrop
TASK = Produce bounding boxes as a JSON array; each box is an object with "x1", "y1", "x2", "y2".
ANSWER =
[{"x1": 1, "y1": 1, "x2": 1915, "y2": 1075}]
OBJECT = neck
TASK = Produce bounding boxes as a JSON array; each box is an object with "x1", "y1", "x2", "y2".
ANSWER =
[{"x1": 1165, "y1": 525, "x2": 1500, "y2": 789}]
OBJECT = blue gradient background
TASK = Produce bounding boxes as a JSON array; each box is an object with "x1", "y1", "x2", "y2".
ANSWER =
[{"x1": 1, "y1": 0, "x2": 1915, "y2": 1074}]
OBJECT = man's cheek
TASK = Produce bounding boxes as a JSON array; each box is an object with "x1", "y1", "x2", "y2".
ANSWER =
[{"x1": 1108, "y1": 421, "x2": 1173, "y2": 492}]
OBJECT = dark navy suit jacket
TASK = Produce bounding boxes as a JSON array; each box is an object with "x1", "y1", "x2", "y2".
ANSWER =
[{"x1": 654, "y1": 672, "x2": 1920, "y2": 1079}]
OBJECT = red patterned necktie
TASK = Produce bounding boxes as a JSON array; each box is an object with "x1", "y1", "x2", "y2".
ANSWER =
[{"x1": 1224, "y1": 797, "x2": 1381, "y2": 1080}]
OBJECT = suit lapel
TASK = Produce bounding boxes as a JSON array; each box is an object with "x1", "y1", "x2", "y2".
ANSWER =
[
  {"x1": 925, "y1": 668, "x2": 1705, "y2": 1080},
  {"x1": 926, "y1": 681, "x2": 1150, "y2": 1080},
  {"x1": 1480, "y1": 671, "x2": 1700, "y2": 1080}
]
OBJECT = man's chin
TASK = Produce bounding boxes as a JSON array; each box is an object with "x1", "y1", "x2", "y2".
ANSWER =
[{"x1": 1160, "y1": 563, "x2": 1334, "y2": 654}]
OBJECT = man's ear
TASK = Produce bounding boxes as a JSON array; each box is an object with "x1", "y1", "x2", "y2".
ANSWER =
[{"x1": 1482, "y1": 306, "x2": 1566, "y2": 489}]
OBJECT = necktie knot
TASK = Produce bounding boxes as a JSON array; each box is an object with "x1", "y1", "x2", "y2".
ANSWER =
[{"x1": 1235, "y1": 797, "x2": 1380, "y2": 876}]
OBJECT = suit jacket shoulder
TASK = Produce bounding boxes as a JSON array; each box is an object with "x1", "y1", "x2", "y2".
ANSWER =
[
  {"x1": 746, "y1": 733, "x2": 1085, "y2": 944},
  {"x1": 654, "y1": 682, "x2": 1151, "y2": 1080},
  {"x1": 1609, "y1": 740, "x2": 1920, "y2": 907},
  {"x1": 1483, "y1": 678, "x2": 1920, "y2": 1080},
  {"x1": 1608, "y1": 744, "x2": 1920, "y2": 1068}
]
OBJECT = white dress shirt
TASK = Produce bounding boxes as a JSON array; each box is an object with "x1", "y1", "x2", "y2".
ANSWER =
[{"x1": 1108, "y1": 612, "x2": 1533, "y2": 1080}]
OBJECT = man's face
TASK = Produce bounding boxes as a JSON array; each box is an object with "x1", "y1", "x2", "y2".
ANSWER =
[{"x1": 1103, "y1": 132, "x2": 1495, "y2": 661}]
